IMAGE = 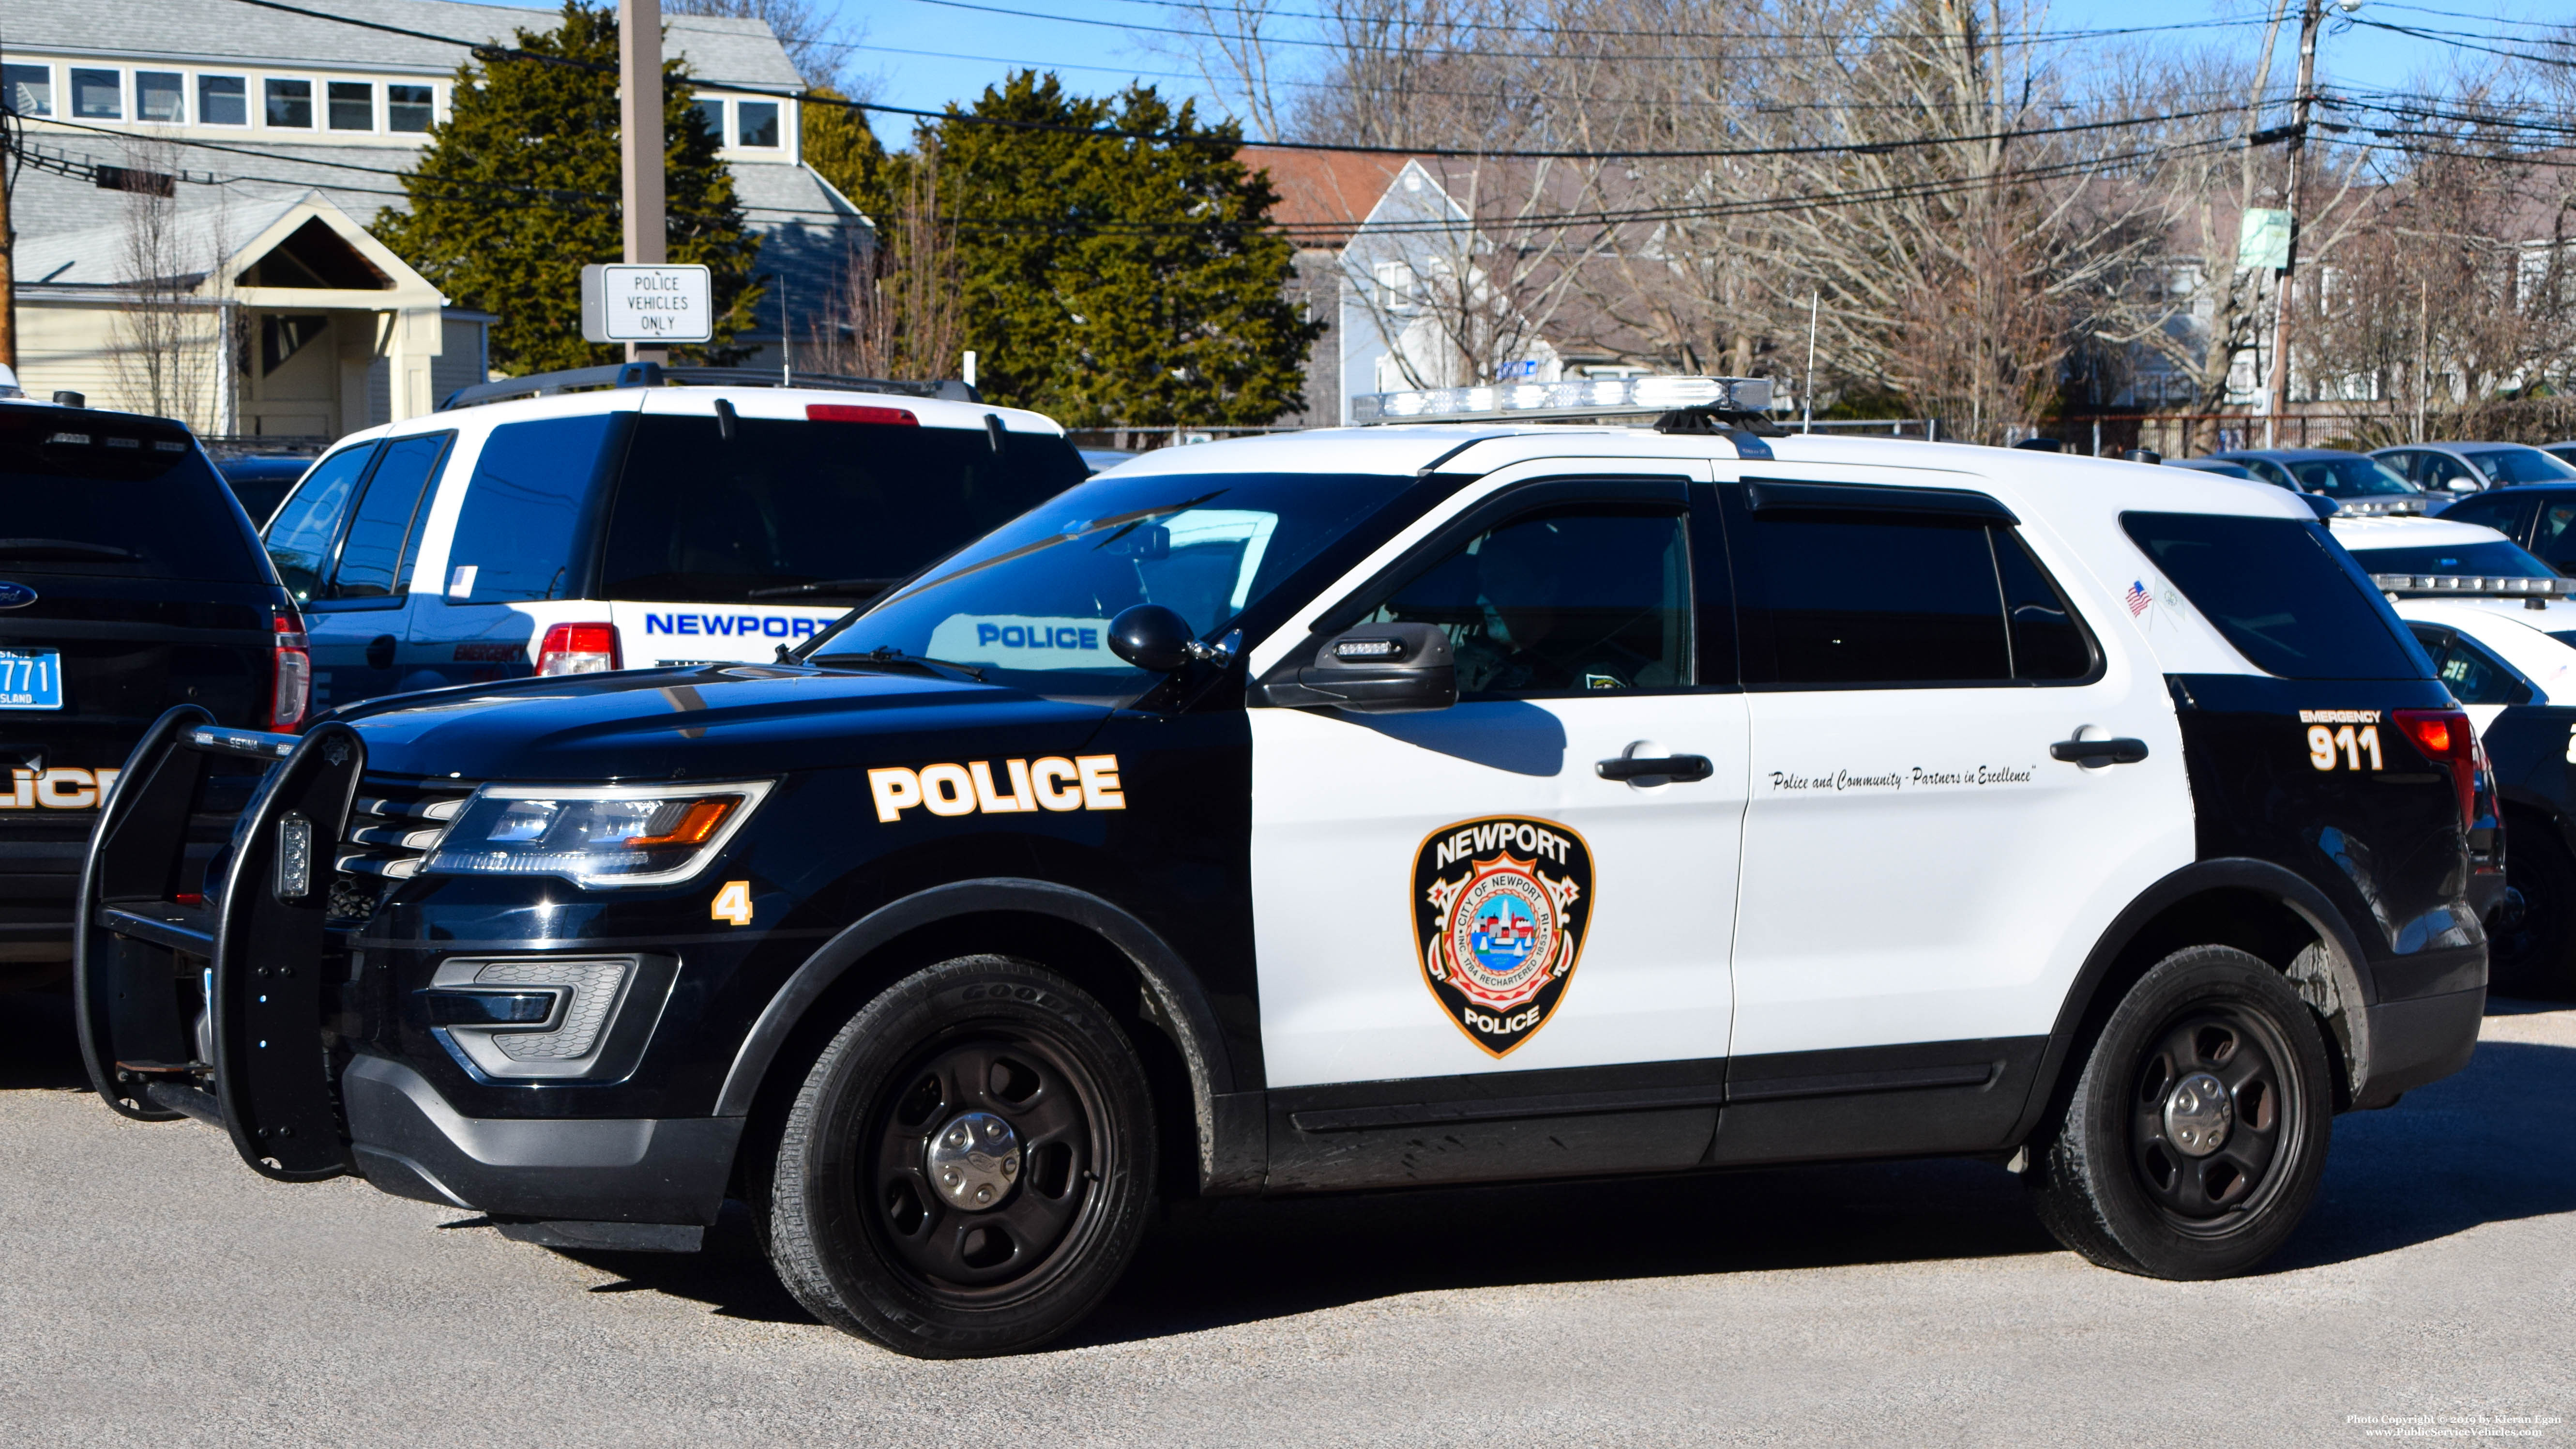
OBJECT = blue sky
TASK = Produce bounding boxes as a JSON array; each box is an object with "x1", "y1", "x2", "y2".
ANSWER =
[{"x1": 488, "y1": 0, "x2": 2569, "y2": 143}]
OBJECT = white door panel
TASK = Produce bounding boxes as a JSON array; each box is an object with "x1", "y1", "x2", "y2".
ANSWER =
[
  {"x1": 1731, "y1": 678, "x2": 2192, "y2": 1055},
  {"x1": 1253, "y1": 694, "x2": 1749, "y2": 1087}
]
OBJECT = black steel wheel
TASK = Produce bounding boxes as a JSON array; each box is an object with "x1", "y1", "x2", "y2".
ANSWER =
[
  {"x1": 760, "y1": 956, "x2": 1155, "y2": 1357},
  {"x1": 2488, "y1": 818, "x2": 2576, "y2": 999},
  {"x1": 2027, "y1": 945, "x2": 2333, "y2": 1279}
]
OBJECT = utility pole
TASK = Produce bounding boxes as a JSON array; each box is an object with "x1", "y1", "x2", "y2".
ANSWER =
[
  {"x1": 2263, "y1": 0, "x2": 2326, "y2": 449},
  {"x1": 619, "y1": 0, "x2": 667, "y2": 366},
  {"x1": 0, "y1": 133, "x2": 16, "y2": 373}
]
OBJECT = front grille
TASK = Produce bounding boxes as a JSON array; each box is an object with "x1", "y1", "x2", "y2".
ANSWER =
[{"x1": 337, "y1": 775, "x2": 477, "y2": 881}]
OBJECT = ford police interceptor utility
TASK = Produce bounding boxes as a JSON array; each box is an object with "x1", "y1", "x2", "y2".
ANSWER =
[
  {"x1": 76, "y1": 379, "x2": 2493, "y2": 1358},
  {"x1": 2331, "y1": 513, "x2": 2576, "y2": 997},
  {"x1": 259, "y1": 364, "x2": 1087, "y2": 714}
]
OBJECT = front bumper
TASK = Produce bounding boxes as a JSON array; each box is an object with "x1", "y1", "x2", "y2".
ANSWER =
[{"x1": 344, "y1": 1053, "x2": 741, "y2": 1226}]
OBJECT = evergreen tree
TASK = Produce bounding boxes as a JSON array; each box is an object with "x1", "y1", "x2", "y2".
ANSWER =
[
  {"x1": 799, "y1": 87, "x2": 893, "y2": 220},
  {"x1": 935, "y1": 73, "x2": 1320, "y2": 427},
  {"x1": 377, "y1": 2, "x2": 764, "y2": 375}
]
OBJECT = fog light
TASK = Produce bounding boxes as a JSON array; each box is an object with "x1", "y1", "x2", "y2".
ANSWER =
[{"x1": 421, "y1": 955, "x2": 673, "y2": 1081}]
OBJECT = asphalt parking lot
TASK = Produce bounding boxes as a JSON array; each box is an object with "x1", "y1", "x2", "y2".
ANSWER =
[{"x1": 1, "y1": 990, "x2": 2568, "y2": 1448}]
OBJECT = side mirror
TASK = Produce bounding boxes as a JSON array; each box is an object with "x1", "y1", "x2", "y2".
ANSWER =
[
  {"x1": 1106, "y1": 604, "x2": 1197, "y2": 672},
  {"x1": 2297, "y1": 493, "x2": 2340, "y2": 519},
  {"x1": 1256, "y1": 623, "x2": 1457, "y2": 713},
  {"x1": 2450, "y1": 479, "x2": 2479, "y2": 493}
]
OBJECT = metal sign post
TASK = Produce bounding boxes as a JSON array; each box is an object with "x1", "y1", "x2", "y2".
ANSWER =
[{"x1": 619, "y1": 0, "x2": 667, "y2": 364}]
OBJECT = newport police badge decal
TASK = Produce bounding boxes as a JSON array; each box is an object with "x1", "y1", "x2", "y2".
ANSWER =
[{"x1": 1413, "y1": 816, "x2": 1593, "y2": 1056}]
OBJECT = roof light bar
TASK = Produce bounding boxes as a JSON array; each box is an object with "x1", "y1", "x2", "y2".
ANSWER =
[
  {"x1": 2335, "y1": 497, "x2": 2430, "y2": 517},
  {"x1": 2373, "y1": 573, "x2": 2576, "y2": 598},
  {"x1": 1350, "y1": 375, "x2": 1773, "y2": 425}
]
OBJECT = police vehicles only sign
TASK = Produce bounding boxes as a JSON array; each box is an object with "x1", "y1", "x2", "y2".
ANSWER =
[{"x1": 580, "y1": 264, "x2": 714, "y2": 344}]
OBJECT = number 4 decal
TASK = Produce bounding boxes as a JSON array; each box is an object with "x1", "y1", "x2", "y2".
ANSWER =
[
  {"x1": 712, "y1": 880, "x2": 754, "y2": 926},
  {"x1": 2307, "y1": 724, "x2": 2384, "y2": 772}
]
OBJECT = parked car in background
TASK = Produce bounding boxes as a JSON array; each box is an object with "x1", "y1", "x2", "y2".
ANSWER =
[
  {"x1": 261, "y1": 364, "x2": 1090, "y2": 717},
  {"x1": 2331, "y1": 513, "x2": 2576, "y2": 996},
  {"x1": 2209, "y1": 448, "x2": 2429, "y2": 513},
  {"x1": 1077, "y1": 448, "x2": 1138, "y2": 473},
  {"x1": 2418, "y1": 483, "x2": 2576, "y2": 575},
  {"x1": 0, "y1": 392, "x2": 305, "y2": 987},
  {"x1": 213, "y1": 455, "x2": 315, "y2": 529},
  {"x1": 2540, "y1": 441, "x2": 2576, "y2": 469},
  {"x1": 2372, "y1": 442, "x2": 2576, "y2": 494},
  {"x1": 2163, "y1": 458, "x2": 2258, "y2": 480}
]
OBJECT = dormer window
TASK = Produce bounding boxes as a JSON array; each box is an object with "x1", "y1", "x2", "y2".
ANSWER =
[
  {"x1": 329, "y1": 80, "x2": 373, "y2": 131},
  {"x1": 737, "y1": 100, "x2": 779, "y2": 148},
  {"x1": 266, "y1": 78, "x2": 313, "y2": 128},
  {"x1": 389, "y1": 84, "x2": 433, "y2": 132}
]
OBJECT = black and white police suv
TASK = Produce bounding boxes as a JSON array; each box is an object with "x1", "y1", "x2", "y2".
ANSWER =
[
  {"x1": 76, "y1": 378, "x2": 2493, "y2": 1357},
  {"x1": 2331, "y1": 513, "x2": 2576, "y2": 996}
]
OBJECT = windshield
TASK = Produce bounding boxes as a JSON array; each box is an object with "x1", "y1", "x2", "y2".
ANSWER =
[
  {"x1": 806, "y1": 472, "x2": 1413, "y2": 698},
  {"x1": 2283, "y1": 456, "x2": 2419, "y2": 498},
  {"x1": 2345, "y1": 539, "x2": 2556, "y2": 578},
  {"x1": 0, "y1": 409, "x2": 264, "y2": 581},
  {"x1": 2464, "y1": 447, "x2": 2576, "y2": 486}
]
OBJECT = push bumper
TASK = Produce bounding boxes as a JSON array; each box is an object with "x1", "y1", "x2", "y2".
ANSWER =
[{"x1": 343, "y1": 1054, "x2": 741, "y2": 1228}]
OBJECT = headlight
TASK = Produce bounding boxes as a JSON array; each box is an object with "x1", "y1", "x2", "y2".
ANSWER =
[{"x1": 424, "y1": 780, "x2": 773, "y2": 887}]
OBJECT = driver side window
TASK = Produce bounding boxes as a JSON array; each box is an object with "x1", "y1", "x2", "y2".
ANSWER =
[{"x1": 1364, "y1": 508, "x2": 1694, "y2": 697}]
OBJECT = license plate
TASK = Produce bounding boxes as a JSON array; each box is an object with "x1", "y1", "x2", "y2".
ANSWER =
[{"x1": 0, "y1": 650, "x2": 62, "y2": 709}]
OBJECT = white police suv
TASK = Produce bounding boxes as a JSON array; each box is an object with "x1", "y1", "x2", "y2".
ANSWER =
[
  {"x1": 80, "y1": 380, "x2": 2492, "y2": 1357},
  {"x1": 2332, "y1": 513, "x2": 2576, "y2": 996},
  {"x1": 258, "y1": 364, "x2": 1087, "y2": 713}
]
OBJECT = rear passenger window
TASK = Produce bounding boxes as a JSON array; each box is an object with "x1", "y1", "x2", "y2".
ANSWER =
[
  {"x1": 444, "y1": 416, "x2": 621, "y2": 604},
  {"x1": 2121, "y1": 512, "x2": 2434, "y2": 680},
  {"x1": 1366, "y1": 509, "x2": 1693, "y2": 696},
  {"x1": 2409, "y1": 628, "x2": 2529, "y2": 706},
  {"x1": 327, "y1": 432, "x2": 452, "y2": 600},
  {"x1": 264, "y1": 442, "x2": 377, "y2": 605},
  {"x1": 1732, "y1": 510, "x2": 2096, "y2": 686}
]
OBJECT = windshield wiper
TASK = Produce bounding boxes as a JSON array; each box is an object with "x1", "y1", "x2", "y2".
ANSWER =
[
  {"x1": 744, "y1": 577, "x2": 903, "y2": 601},
  {"x1": 0, "y1": 538, "x2": 135, "y2": 560},
  {"x1": 818, "y1": 645, "x2": 986, "y2": 682}
]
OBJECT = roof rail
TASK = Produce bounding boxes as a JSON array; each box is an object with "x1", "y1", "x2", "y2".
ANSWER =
[{"x1": 438, "y1": 363, "x2": 983, "y2": 412}]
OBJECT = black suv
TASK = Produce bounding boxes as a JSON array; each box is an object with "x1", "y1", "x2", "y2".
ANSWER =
[
  {"x1": 2427, "y1": 485, "x2": 2576, "y2": 576},
  {"x1": 0, "y1": 401, "x2": 304, "y2": 987}
]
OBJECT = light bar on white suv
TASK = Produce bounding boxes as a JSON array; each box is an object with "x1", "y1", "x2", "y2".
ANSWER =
[
  {"x1": 2373, "y1": 573, "x2": 2576, "y2": 598},
  {"x1": 1350, "y1": 375, "x2": 1773, "y2": 425}
]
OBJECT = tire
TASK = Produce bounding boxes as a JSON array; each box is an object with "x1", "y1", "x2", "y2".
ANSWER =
[
  {"x1": 2487, "y1": 819, "x2": 2576, "y2": 999},
  {"x1": 759, "y1": 955, "x2": 1156, "y2": 1357},
  {"x1": 2026, "y1": 946, "x2": 2334, "y2": 1280}
]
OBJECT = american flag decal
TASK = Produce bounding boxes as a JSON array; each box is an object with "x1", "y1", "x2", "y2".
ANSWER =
[{"x1": 2125, "y1": 580, "x2": 2152, "y2": 617}]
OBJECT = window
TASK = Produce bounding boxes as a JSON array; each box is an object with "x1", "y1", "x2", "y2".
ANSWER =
[
  {"x1": 2281, "y1": 455, "x2": 2417, "y2": 499},
  {"x1": 446, "y1": 416, "x2": 623, "y2": 604},
  {"x1": 736, "y1": 100, "x2": 779, "y2": 147},
  {"x1": 2409, "y1": 628, "x2": 2530, "y2": 707},
  {"x1": 3, "y1": 63, "x2": 53, "y2": 118},
  {"x1": 265, "y1": 78, "x2": 313, "y2": 128},
  {"x1": 136, "y1": 71, "x2": 183, "y2": 123},
  {"x1": 71, "y1": 68, "x2": 121, "y2": 120},
  {"x1": 2345, "y1": 539, "x2": 2555, "y2": 579},
  {"x1": 2121, "y1": 512, "x2": 2432, "y2": 680},
  {"x1": 2431, "y1": 491, "x2": 2531, "y2": 541},
  {"x1": 1734, "y1": 506, "x2": 2094, "y2": 686},
  {"x1": 387, "y1": 83, "x2": 433, "y2": 132},
  {"x1": 329, "y1": 433, "x2": 453, "y2": 600},
  {"x1": 2532, "y1": 502, "x2": 2576, "y2": 574},
  {"x1": 810, "y1": 471, "x2": 1406, "y2": 700},
  {"x1": 2465, "y1": 447, "x2": 2576, "y2": 486},
  {"x1": 2417, "y1": 452, "x2": 2475, "y2": 492},
  {"x1": 263, "y1": 443, "x2": 380, "y2": 605},
  {"x1": 1366, "y1": 509, "x2": 1692, "y2": 695},
  {"x1": 600, "y1": 413, "x2": 1089, "y2": 604},
  {"x1": 0, "y1": 411, "x2": 266, "y2": 584},
  {"x1": 691, "y1": 97, "x2": 724, "y2": 143},
  {"x1": 327, "y1": 80, "x2": 372, "y2": 131},
  {"x1": 199, "y1": 75, "x2": 247, "y2": 126}
]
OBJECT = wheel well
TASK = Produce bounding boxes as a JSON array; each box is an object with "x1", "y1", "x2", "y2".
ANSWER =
[
  {"x1": 2041, "y1": 888, "x2": 2356, "y2": 1129},
  {"x1": 727, "y1": 911, "x2": 1205, "y2": 1207}
]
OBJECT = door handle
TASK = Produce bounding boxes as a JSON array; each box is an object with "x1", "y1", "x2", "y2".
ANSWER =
[
  {"x1": 2050, "y1": 736, "x2": 2149, "y2": 765},
  {"x1": 1596, "y1": 754, "x2": 1715, "y2": 783}
]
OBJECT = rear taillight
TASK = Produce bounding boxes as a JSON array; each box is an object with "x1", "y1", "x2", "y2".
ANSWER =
[
  {"x1": 535, "y1": 622, "x2": 621, "y2": 677},
  {"x1": 269, "y1": 610, "x2": 310, "y2": 732},
  {"x1": 2393, "y1": 707, "x2": 2477, "y2": 837}
]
